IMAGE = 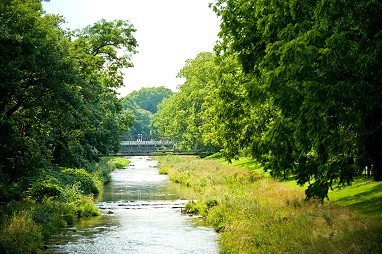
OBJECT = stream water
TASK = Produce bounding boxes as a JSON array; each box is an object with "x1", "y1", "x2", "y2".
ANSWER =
[{"x1": 43, "y1": 156, "x2": 218, "y2": 254}]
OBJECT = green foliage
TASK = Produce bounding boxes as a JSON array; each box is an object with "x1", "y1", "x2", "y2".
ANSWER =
[
  {"x1": 0, "y1": 0, "x2": 137, "y2": 182},
  {"x1": 60, "y1": 168, "x2": 102, "y2": 196},
  {"x1": 109, "y1": 157, "x2": 130, "y2": 169},
  {"x1": 0, "y1": 156, "x2": 116, "y2": 246},
  {"x1": 90, "y1": 157, "x2": 129, "y2": 185},
  {"x1": 27, "y1": 175, "x2": 63, "y2": 203},
  {"x1": 122, "y1": 86, "x2": 173, "y2": 138},
  {"x1": 0, "y1": 164, "x2": 105, "y2": 247},
  {"x1": 128, "y1": 86, "x2": 173, "y2": 114},
  {"x1": 70, "y1": 194, "x2": 101, "y2": 218},
  {"x1": 158, "y1": 167, "x2": 168, "y2": 175},
  {"x1": 122, "y1": 98, "x2": 152, "y2": 137},
  {"x1": 0, "y1": 1, "x2": 136, "y2": 251},
  {"x1": 32, "y1": 201, "x2": 74, "y2": 239},
  {"x1": 190, "y1": 0, "x2": 382, "y2": 199},
  {"x1": 153, "y1": 52, "x2": 221, "y2": 152},
  {"x1": 27, "y1": 167, "x2": 103, "y2": 202}
]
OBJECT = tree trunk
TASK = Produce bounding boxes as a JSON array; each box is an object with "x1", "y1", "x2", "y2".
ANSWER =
[{"x1": 373, "y1": 156, "x2": 382, "y2": 181}]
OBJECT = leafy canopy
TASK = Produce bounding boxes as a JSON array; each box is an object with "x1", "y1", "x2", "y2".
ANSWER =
[
  {"x1": 0, "y1": 0, "x2": 137, "y2": 183},
  {"x1": 212, "y1": 0, "x2": 382, "y2": 199}
]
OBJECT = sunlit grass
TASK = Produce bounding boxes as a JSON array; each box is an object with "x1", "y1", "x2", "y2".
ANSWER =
[
  {"x1": 329, "y1": 177, "x2": 382, "y2": 219},
  {"x1": 157, "y1": 155, "x2": 382, "y2": 254},
  {"x1": 108, "y1": 156, "x2": 131, "y2": 169}
]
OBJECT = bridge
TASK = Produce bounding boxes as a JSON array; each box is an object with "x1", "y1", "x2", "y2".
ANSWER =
[{"x1": 115, "y1": 135, "x2": 201, "y2": 156}]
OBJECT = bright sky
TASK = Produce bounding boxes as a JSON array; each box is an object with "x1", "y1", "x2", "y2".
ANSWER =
[{"x1": 42, "y1": 0, "x2": 221, "y2": 96}]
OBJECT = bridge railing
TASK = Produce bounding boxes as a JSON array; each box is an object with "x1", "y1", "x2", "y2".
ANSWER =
[
  {"x1": 116, "y1": 135, "x2": 206, "y2": 156},
  {"x1": 120, "y1": 140, "x2": 174, "y2": 146}
]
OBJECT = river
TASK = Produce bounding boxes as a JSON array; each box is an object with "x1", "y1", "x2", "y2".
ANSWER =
[{"x1": 43, "y1": 156, "x2": 218, "y2": 254}]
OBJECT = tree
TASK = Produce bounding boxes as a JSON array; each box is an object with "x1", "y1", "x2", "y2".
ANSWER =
[
  {"x1": 154, "y1": 52, "x2": 221, "y2": 152},
  {"x1": 212, "y1": 0, "x2": 382, "y2": 199},
  {"x1": 0, "y1": 0, "x2": 82, "y2": 179},
  {"x1": 128, "y1": 86, "x2": 173, "y2": 114},
  {"x1": 121, "y1": 87, "x2": 173, "y2": 139},
  {"x1": 53, "y1": 19, "x2": 138, "y2": 166},
  {"x1": 0, "y1": 0, "x2": 137, "y2": 182},
  {"x1": 122, "y1": 97, "x2": 152, "y2": 137}
]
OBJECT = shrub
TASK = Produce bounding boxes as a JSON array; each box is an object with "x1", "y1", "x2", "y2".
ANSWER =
[
  {"x1": 158, "y1": 167, "x2": 168, "y2": 175},
  {"x1": 72, "y1": 195, "x2": 100, "y2": 218},
  {"x1": 32, "y1": 201, "x2": 74, "y2": 239},
  {"x1": 60, "y1": 184, "x2": 100, "y2": 218},
  {"x1": 60, "y1": 168, "x2": 102, "y2": 196},
  {"x1": 27, "y1": 176, "x2": 63, "y2": 203},
  {"x1": 110, "y1": 157, "x2": 130, "y2": 169}
]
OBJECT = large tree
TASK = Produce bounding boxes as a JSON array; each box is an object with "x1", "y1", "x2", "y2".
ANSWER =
[
  {"x1": 121, "y1": 86, "x2": 173, "y2": 139},
  {"x1": 0, "y1": 0, "x2": 137, "y2": 182},
  {"x1": 128, "y1": 86, "x2": 173, "y2": 114},
  {"x1": 154, "y1": 52, "x2": 221, "y2": 152},
  {"x1": 212, "y1": 0, "x2": 382, "y2": 199}
]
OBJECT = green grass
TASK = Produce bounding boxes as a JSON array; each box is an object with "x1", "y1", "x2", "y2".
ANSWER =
[
  {"x1": 211, "y1": 154, "x2": 382, "y2": 219},
  {"x1": 0, "y1": 213, "x2": 43, "y2": 254},
  {"x1": 109, "y1": 157, "x2": 130, "y2": 169},
  {"x1": 329, "y1": 177, "x2": 382, "y2": 219},
  {"x1": 157, "y1": 155, "x2": 382, "y2": 254}
]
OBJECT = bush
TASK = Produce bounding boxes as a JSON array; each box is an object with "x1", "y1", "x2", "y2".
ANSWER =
[
  {"x1": 90, "y1": 157, "x2": 130, "y2": 184},
  {"x1": 27, "y1": 176, "x2": 63, "y2": 203},
  {"x1": 158, "y1": 167, "x2": 168, "y2": 175},
  {"x1": 59, "y1": 168, "x2": 102, "y2": 196},
  {"x1": 72, "y1": 195, "x2": 100, "y2": 218},
  {"x1": 60, "y1": 184, "x2": 100, "y2": 218},
  {"x1": 110, "y1": 157, "x2": 130, "y2": 169},
  {"x1": 0, "y1": 161, "x2": 108, "y2": 251},
  {"x1": 32, "y1": 201, "x2": 74, "y2": 239}
]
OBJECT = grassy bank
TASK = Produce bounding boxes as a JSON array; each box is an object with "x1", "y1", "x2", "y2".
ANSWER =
[
  {"x1": 0, "y1": 156, "x2": 130, "y2": 254},
  {"x1": 156, "y1": 155, "x2": 382, "y2": 254}
]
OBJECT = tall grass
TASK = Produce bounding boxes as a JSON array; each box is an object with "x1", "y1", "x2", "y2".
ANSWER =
[
  {"x1": 0, "y1": 156, "x2": 128, "y2": 253},
  {"x1": 156, "y1": 155, "x2": 382, "y2": 253},
  {"x1": 0, "y1": 213, "x2": 43, "y2": 254}
]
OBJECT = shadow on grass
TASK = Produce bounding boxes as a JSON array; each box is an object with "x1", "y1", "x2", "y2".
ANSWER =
[
  {"x1": 299, "y1": 224, "x2": 382, "y2": 254},
  {"x1": 336, "y1": 183, "x2": 382, "y2": 219}
]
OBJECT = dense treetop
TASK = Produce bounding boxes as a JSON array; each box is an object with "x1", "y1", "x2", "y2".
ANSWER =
[
  {"x1": 0, "y1": 0, "x2": 137, "y2": 183},
  {"x1": 2, "y1": 0, "x2": 381, "y2": 200},
  {"x1": 154, "y1": 0, "x2": 382, "y2": 199},
  {"x1": 122, "y1": 86, "x2": 173, "y2": 138}
]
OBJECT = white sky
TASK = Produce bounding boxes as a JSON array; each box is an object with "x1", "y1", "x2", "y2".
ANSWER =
[{"x1": 42, "y1": 0, "x2": 221, "y2": 97}]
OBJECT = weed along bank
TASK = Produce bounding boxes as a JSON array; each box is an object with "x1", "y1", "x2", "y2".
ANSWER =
[
  {"x1": 42, "y1": 156, "x2": 218, "y2": 253},
  {"x1": 156, "y1": 155, "x2": 382, "y2": 254}
]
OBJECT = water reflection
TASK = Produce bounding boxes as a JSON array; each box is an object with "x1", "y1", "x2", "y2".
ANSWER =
[
  {"x1": 102, "y1": 157, "x2": 177, "y2": 202},
  {"x1": 44, "y1": 156, "x2": 218, "y2": 254}
]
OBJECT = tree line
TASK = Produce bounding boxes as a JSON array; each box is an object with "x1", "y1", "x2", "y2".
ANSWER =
[
  {"x1": 153, "y1": 0, "x2": 382, "y2": 200},
  {"x1": 122, "y1": 86, "x2": 173, "y2": 139},
  {"x1": 0, "y1": 0, "x2": 136, "y2": 196}
]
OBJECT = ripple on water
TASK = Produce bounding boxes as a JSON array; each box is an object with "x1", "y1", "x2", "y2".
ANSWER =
[{"x1": 44, "y1": 156, "x2": 218, "y2": 254}]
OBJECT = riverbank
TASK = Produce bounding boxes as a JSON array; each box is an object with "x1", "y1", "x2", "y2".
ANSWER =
[
  {"x1": 0, "y1": 157, "x2": 130, "y2": 254},
  {"x1": 156, "y1": 155, "x2": 382, "y2": 253},
  {"x1": 43, "y1": 156, "x2": 218, "y2": 253}
]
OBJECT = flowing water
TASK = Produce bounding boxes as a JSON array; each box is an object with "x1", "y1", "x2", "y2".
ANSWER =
[{"x1": 43, "y1": 156, "x2": 218, "y2": 254}]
